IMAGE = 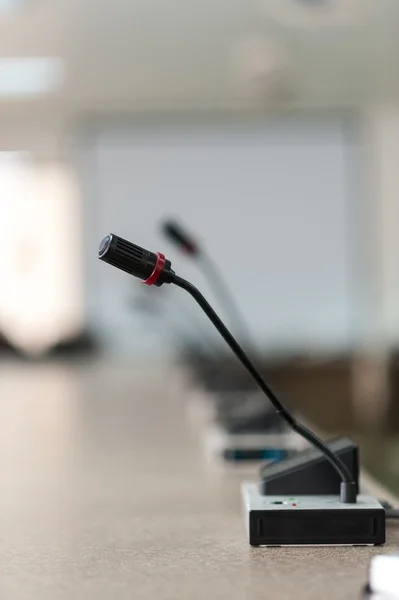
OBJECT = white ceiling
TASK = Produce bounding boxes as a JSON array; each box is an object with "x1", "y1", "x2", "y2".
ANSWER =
[{"x1": 0, "y1": 0, "x2": 398, "y2": 126}]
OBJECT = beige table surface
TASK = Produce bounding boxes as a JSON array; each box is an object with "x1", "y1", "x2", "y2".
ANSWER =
[{"x1": 0, "y1": 359, "x2": 397, "y2": 600}]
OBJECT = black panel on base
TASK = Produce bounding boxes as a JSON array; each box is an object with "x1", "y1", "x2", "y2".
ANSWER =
[
  {"x1": 249, "y1": 507, "x2": 385, "y2": 546},
  {"x1": 259, "y1": 437, "x2": 359, "y2": 496}
]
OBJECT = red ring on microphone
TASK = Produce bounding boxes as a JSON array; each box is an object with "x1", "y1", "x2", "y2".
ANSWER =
[{"x1": 143, "y1": 252, "x2": 166, "y2": 286}]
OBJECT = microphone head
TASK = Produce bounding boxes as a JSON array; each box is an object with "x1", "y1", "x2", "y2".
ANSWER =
[
  {"x1": 98, "y1": 234, "x2": 174, "y2": 286},
  {"x1": 161, "y1": 220, "x2": 199, "y2": 256}
]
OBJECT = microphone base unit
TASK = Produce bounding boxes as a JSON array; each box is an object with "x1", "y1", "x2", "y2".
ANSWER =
[
  {"x1": 186, "y1": 392, "x2": 286, "y2": 438},
  {"x1": 213, "y1": 393, "x2": 280, "y2": 433},
  {"x1": 216, "y1": 409, "x2": 282, "y2": 435},
  {"x1": 186, "y1": 389, "x2": 281, "y2": 432},
  {"x1": 222, "y1": 448, "x2": 290, "y2": 462},
  {"x1": 203, "y1": 425, "x2": 307, "y2": 463},
  {"x1": 241, "y1": 483, "x2": 385, "y2": 547}
]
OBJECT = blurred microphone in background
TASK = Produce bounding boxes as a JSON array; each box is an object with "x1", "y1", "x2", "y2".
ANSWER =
[{"x1": 161, "y1": 218, "x2": 254, "y2": 353}]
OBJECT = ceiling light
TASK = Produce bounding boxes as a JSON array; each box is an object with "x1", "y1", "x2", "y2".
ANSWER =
[
  {"x1": 233, "y1": 36, "x2": 296, "y2": 105},
  {"x1": 0, "y1": 58, "x2": 64, "y2": 99},
  {"x1": 0, "y1": 0, "x2": 23, "y2": 10},
  {"x1": 262, "y1": 0, "x2": 370, "y2": 28}
]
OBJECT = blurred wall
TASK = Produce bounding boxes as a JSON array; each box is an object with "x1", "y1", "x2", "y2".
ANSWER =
[
  {"x1": 79, "y1": 113, "x2": 365, "y2": 356},
  {"x1": 364, "y1": 108, "x2": 399, "y2": 348}
]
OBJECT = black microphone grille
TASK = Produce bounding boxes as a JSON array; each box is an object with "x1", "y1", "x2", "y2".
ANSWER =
[
  {"x1": 99, "y1": 234, "x2": 148, "y2": 276},
  {"x1": 98, "y1": 233, "x2": 175, "y2": 286}
]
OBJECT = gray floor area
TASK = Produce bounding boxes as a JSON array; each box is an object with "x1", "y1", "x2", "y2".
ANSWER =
[{"x1": 0, "y1": 359, "x2": 397, "y2": 600}]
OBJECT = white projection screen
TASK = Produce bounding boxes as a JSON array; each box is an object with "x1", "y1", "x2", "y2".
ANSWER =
[{"x1": 80, "y1": 116, "x2": 362, "y2": 356}]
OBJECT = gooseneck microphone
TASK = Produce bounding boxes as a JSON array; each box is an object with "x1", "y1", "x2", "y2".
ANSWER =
[
  {"x1": 99, "y1": 234, "x2": 175, "y2": 287},
  {"x1": 162, "y1": 221, "x2": 198, "y2": 256},
  {"x1": 98, "y1": 233, "x2": 357, "y2": 504},
  {"x1": 161, "y1": 220, "x2": 251, "y2": 345}
]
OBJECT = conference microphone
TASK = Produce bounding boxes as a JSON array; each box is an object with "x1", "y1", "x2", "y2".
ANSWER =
[
  {"x1": 98, "y1": 234, "x2": 175, "y2": 286},
  {"x1": 98, "y1": 232, "x2": 357, "y2": 504},
  {"x1": 162, "y1": 221, "x2": 199, "y2": 256},
  {"x1": 161, "y1": 219, "x2": 252, "y2": 346}
]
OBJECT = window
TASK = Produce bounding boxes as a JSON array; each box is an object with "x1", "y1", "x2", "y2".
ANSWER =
[{"x1": 0, "y1": 153, "x2": 82, "y2": 354}]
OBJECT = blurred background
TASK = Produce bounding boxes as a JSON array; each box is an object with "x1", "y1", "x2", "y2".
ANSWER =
[{"x1": 1, "y1": 0, "x2": 399, "y2": 487}]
